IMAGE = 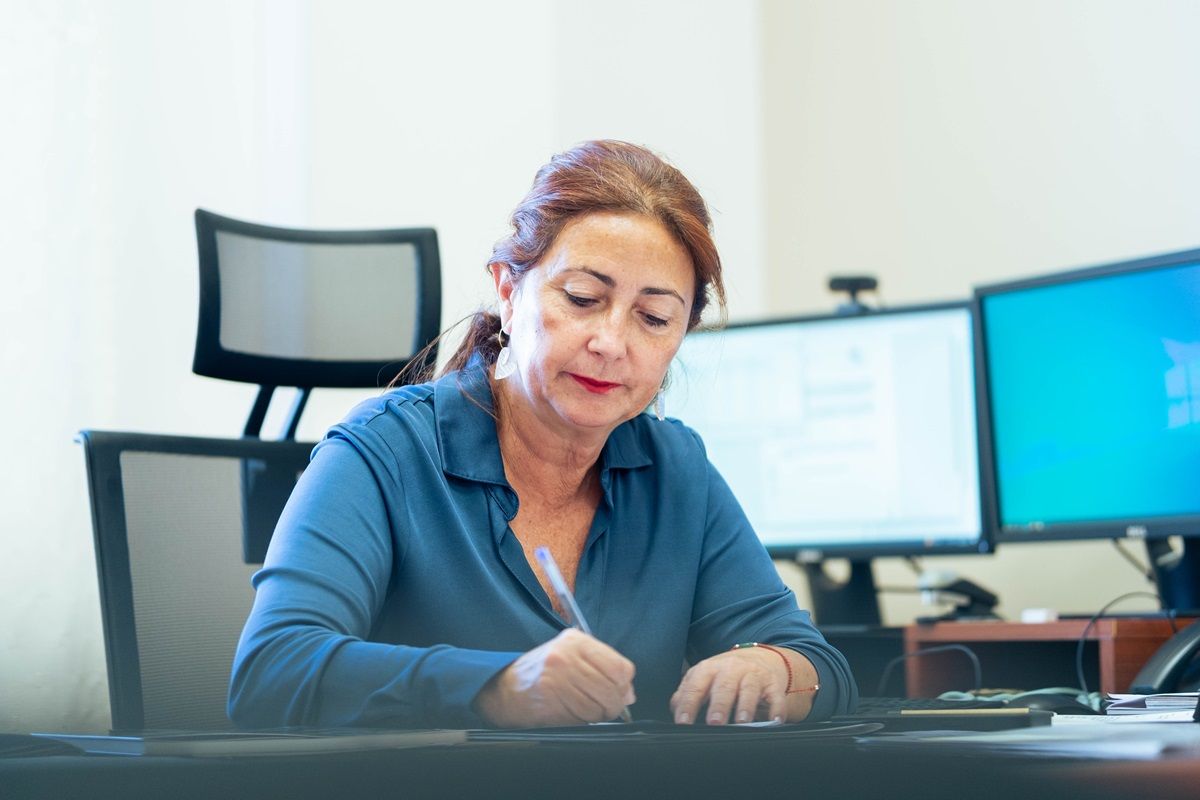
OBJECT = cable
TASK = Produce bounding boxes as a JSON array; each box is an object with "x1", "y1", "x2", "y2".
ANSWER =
[
  {"x1": 1110, "y1": 538, "x2": 1155, "y2": 582},
  {"x1": 875, "y1": 644, "x2": 983, "y2": 697},
  {"x1": 1074, "y1": 591, "x2": 1177, "y2": 697}
]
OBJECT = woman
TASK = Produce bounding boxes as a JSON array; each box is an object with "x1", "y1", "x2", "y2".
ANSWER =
[{"x1": 229, "y1": 140, "x2": 856, "y2": 729}]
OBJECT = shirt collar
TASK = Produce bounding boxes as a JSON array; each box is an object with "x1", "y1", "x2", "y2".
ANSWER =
[{"x1": 434, "y1": 358, "x2": 654, "y2": 487}]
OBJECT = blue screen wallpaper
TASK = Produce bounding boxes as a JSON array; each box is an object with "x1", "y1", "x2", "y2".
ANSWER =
[{"x1": 984, "y1": 260, "x2": 1200, "y2": 529}]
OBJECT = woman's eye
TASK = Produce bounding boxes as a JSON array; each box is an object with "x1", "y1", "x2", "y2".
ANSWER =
[
  {"x1": 565, "y1": 292, "x2": 597, "y2": 307},
  {"x1": 643, "y1": 313, "x2": 669, "y2": 328}
]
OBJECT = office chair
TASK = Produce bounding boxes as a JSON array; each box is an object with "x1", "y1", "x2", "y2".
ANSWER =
[
  {"x1": 78, "y1": 430, "x2": 313, "y2": 731},
  {"x1": 78, "y1": 211, "x2": 443, "y2": 731},
  {"x1": 190, "y1": 208, "x2": 443, "y2": 553},
  {"x1": 193, "y1": 208, "x2": 442, "y2": 437}
]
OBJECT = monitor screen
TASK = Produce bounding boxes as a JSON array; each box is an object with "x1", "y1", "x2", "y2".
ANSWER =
[
  {"x1": 976, "y1": 248, "x2": 1200, "y2": 542},
  {"x1": 665, "y1": 304, "x2": 986, "y2": 559}
]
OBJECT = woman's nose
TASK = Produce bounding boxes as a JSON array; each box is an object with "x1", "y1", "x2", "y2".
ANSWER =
[{"x1": 587, "y1": 314, "x2": 628, "y2": 360}]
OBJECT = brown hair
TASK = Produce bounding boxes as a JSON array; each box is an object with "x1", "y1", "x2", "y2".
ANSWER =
[{"x1": 436, "y1": 140, "x2": 726, "y2": 377}]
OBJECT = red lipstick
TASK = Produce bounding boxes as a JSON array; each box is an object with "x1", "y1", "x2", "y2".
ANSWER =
[{"x1": 569, "y1": 373, "x2": 621, "y2": 394}]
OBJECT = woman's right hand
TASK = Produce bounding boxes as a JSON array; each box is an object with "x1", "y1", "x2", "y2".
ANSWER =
[{"x1": 473, "y1": 628, "x2": 636, "y2": 728}]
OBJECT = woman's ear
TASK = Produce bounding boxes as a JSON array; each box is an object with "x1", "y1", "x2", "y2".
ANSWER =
[{"x1": 491, "y1": 262, "x2": 515, "y2": 331}]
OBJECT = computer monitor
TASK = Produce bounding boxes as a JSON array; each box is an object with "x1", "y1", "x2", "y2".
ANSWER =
[
  {"x1": 975, "y1": 247, "x2": 1200, "y2": 609},
  {"x1": 665, "y1": 303, "x2": 988, "y2": 624}
]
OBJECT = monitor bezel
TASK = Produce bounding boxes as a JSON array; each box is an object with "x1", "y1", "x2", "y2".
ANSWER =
[
  {"x1": 676, "y1": 300, "x2": 992, "y2": 560},
  {"x1": 973, "y1": 246, "x2": 1200, "y2": 544}
]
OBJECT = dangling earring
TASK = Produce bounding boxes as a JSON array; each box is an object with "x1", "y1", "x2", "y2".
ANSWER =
[
  {"x1": 654, "y1": 390, "x2": 665, "y2": 421},
  {"x1": 494, "y1": 329, "x2": 516, "y2": 380}
]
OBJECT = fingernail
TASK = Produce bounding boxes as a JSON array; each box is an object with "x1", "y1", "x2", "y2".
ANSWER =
[
  {"x1": 773, "y1": 715, "x2": 783, "y2": 724},
  {"x1": 736, "y1": 710, "x2": 750, "y2": 723},
  {"x1": 676, "y1": 711, "x2": 690, "y2": 724},
  {"x1": 708, "y1": 711, "x2": 724, "y2": 725}
]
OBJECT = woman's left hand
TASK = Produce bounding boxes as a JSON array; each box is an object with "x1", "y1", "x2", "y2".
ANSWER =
[{"x1": 669, "y1": 646, "x2": 814, "y2": 725}]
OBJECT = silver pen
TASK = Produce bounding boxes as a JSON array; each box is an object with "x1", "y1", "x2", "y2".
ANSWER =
[{"x1": 534, "y1": 546, "x2": 634, "y2": 723}]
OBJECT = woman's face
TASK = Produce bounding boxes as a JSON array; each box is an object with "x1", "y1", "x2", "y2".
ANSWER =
[{"x1": 495, "y1": 212, "x2": 696, "y2": 441}]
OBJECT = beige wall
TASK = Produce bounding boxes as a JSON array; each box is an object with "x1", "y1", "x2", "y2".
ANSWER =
[
  {"x1": 765, "y1": 0, "x2": 1200, "y2": 311},
  {"x1": 762, "y1": 0, "x2": 1200, "y2": 624}
]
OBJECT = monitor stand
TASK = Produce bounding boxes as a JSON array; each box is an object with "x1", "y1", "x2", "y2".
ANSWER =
[
  {"x1": 800, "y1": 559, "x2": 882, "y2": 628},
  {"x1": 1146, "y1": 538, "x2": 1200, "y2": 613}
]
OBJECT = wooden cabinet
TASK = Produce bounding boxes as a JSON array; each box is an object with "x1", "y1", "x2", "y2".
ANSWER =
[{"x1": 903, "y1": 618, "x2": 1194, "y2": 696}]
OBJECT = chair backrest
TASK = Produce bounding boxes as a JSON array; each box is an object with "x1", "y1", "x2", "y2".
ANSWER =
[
  {"x1": 193, "y1": 208, "x2": 441, "y2": 389},
  {"x1": 79, "y1": 430, "x2": 313, "y2": 732},
  {"x1": 192, "y1": 208, "x2": 442, "y2": 437}
]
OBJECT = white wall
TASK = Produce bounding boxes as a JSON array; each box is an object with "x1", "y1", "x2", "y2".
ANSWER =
[
  {"x1": 1, "y1": 0, "x2": 763, "y2": 732},
  {"x1": 2, "y1": 0, "x2": 311, "y2": 733},
  {"x1": 3, "y1": 0, "x2": 1198, "y2": 732}
]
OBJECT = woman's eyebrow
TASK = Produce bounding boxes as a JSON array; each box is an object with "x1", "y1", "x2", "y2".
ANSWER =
[
  {"x1": 569, "y1": 267, "x2": 686, "y2": 306},
  {"x1": 569, "y1": 267, "x2": 616, "y2": 287},
  {"x1": 641, "y1": 286, "x2": 686, "y2": 306}
]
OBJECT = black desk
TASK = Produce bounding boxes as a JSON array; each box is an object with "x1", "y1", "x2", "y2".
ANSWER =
[{"x1": 4, "y1": 730, "x2": 1197, "y2": 800}]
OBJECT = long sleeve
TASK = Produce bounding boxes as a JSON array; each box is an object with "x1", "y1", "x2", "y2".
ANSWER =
[
  {"x1": 228, "y1": 414, "x2": 519, "y2": 730},
  {"x1": 229, "y1": 431, "x2": 520, "y2": 734},
  {"x1": 684, "y1": 450, "x2": 858, "y2": 720}
]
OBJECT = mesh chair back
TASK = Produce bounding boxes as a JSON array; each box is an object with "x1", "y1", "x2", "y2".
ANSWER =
[
  {"x1": 193, "y1": 208, "x2": 441, "y2": 389},
  {"x1": 79, "y1": 430, "x2": 313, "y2": 732}
]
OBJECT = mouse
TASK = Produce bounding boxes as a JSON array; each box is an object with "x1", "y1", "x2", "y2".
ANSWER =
[{"x1": 1005, "y1": 691, "x2": 1100, "y2": 715}]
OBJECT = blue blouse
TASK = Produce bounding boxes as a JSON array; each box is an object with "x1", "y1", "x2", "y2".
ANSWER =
[{"x1": 229, "y1": 363, "x2": 857, "y2": 728}]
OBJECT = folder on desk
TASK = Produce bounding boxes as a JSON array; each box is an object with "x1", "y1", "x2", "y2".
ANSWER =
[
  {"x1": 33, "y1": 721, "x2": 881, "y2": 756},
  {"x1": 468, "y1": 720, "x2": 882, "y2": 743},
  {"x1": 31, "y1": 728, "x2": 468, "y2": 757}
]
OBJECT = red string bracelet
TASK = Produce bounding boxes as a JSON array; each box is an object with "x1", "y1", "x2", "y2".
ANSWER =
[{"x1": 731, "y1": 642, "x2": 820, "y2": 695}]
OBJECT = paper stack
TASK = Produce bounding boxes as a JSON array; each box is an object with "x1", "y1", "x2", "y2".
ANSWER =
[{"x1": 1104, "y1": 692, "x2": 1199, "y2": 722}]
